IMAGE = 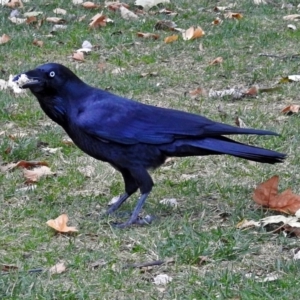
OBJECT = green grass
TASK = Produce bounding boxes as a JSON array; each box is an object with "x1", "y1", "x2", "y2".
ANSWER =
[{"x1": 1, "y1": 1, "x2": 300, "y2": 299}]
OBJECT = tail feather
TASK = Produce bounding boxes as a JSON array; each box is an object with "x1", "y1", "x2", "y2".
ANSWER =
[{"x1": 162, "y1": 137, "x2": 286, "y2": 164}]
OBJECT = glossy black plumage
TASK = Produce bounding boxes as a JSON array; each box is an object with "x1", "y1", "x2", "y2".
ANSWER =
[{"x1": 14, "y1": 63, "x2": 286, "y2": 227}]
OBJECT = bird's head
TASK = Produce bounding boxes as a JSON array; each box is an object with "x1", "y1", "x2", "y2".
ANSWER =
[{"x1": 13, "y1": 63, "x2": 82, "y2": 96}]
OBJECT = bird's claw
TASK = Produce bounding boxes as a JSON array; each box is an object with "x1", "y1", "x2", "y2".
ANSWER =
[{"x1": 112, "y1": 215, "x2": 155, "y2": 228}]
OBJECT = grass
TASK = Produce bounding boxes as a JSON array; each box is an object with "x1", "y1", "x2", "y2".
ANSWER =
[{"x1": 1, "y1": 0, "x2": 300, "y2": 299}]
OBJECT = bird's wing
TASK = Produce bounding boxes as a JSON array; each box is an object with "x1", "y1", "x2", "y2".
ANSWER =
[{"x1": 76, "y1": 93, "x2": 277, "y2": 145}]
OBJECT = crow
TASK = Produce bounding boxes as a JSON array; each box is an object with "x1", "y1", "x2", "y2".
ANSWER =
[{"x1": 14, "y1": 63, "x2": 286, "y2": 227}]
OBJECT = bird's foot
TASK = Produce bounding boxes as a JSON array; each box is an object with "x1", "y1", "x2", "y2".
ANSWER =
[{"x1": 112, "y1": 215, "x2": 155, "y2": 228}]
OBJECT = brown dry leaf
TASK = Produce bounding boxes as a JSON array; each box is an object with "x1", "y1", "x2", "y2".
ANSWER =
[
  {"x1": 281, "y1": 105, "x2": 300, "y2": 114},
  {"x1": 0, "y1": 160, "x2": 49, "y2": 172},
  {"x1": 106, "y1": 2, "x2": 129, "y2": 10},
  {"x1": 189, "y1": 87, "x2": 207, "y2": 98},
  {"x1": 46, "y1": 214, "x2": 78, "y2": 233},
  {"x1": 23, "y1": 166, "x2": 55, "y2": 183},
  {"x1": 33, "y1": 39, "x2": 43, "y2": 47},
  {"x1": 0, "y1": 264, "x2": 18, "y2": 272},
  {"x1": 253, "y1": 175, "x2": 300, "y2": 214},
  {"x1": 209, "y1": 56, "x2": 223, "y2": 65},
  {"x1": 164, "y1": 35, "x2": 178, "y2": 43},
  {"x1": 82, "y1": 1, "x2": 100, "y2": 8},
  {"x1": 26, "y1": 16, "x2": 37, "y2": 24},
  {"x1": 155, "y1": 20, "x2": 177, "y2": 30},
  {"x1": 72, "y1": 52, "x2": 85, "y2": 61},
  {"x1": 46, "y1": 17, "x2": 66, "y2": 24},
  {"x1": 120, "y1": 6, "x2": 138, "y2": 20},
  {"x1": 137, "y1": 32, "x2": 159, "y2": 39},
  {"x1": 244, "y1": 85, "x2": 258, "y2": 96},
  {"x1": 212, "y1": 17, "x2": 222, "y2": 25},
  {"x1": 0, "y1": 34, "x2": 10, "y2": 45},
  {"x1": 49, "y1": 262, "x2": 67, "y2": 274},
  {"x1": 89, "y1": 13, "x2": 108, "y2": 28},
  {"x1": 225, "y1": 12, "x2": 243, "y2": 19},
  {"x1": 6, "y1": 0, "x2": 23, "y2": 8},
  {"x1": 182, "y1": 26, "x2": 205, "y2": 41}
]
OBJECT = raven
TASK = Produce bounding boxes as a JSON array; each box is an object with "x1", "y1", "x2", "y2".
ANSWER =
[{"x1": 14, "y1": 63, "x2": 285, "y2": 227}]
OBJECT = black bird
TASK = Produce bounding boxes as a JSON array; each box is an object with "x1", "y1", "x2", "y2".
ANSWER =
[{"x1": 14, "y1": 63, "x2": 285, "y2": 227}]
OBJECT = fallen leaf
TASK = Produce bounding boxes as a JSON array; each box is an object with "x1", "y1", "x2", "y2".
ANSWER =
[
  {"x1": 225, "y1": 12, "x2": 243, "y2": 19},
  {"x1": 214, "y1": 6, "x2": 229, "y2": 11},
  {"x1": 0, "y1": 160, "x2": 48, "y2": 172},
  {"x1": 135, "y1": 0, "x2": 170, "y2": 11},
  {"x1": 254, "y1": 0, "x2": 267, "y2": 4},
  {"x1": 33, "y1": 39, "x2": 43, "y2": 47},
  {"x1": 236, "y1": 219, "x2": 260, "y2": 229},
  {"x1": 137, "y1": 32, "x2": 159, "y2": 39},
  {"x1": 23, "y1": 166, "x2": 55, "y2": 183},
  {"x1": 158, "y1": 8, "x2": 177, "y2": 16},
  {"x1": 82, "y1": 1, "x2": 100, "y2": 8},
  {"x1": 111, "y1": 67, "x2": 125, "y2": 74},
  {"x1": 0, "y1": 34, "x2": 10, "y2": 45},
  {"x1": 106, "y1": 2, "x2": 129, "y2": 11},
  {"x1": 235, "y1": 117, "x2": 247, "y2": 128},
  {"x1": 51, "y1": 24, "x2": 67, "y2": 32},
  {"x1": 89, "y1": 13, "x2": 110, "y2": 28},
  {"x1": 49, "y1": 262, "x2": 67, "y2": 274},
  {"x1": 209, "y1": 56, "x2": 223, "y2": 65},
  {"x1": 46, "y1": 17, "x2": 66, "y2": 24},
  {"x1": 281, "y1": 105, "x2": 300, "y2": 114},
  {"x1": 26, "y1": 16, "x2": 37, "y2": 24},
  {"x1": 72, "y1": 52, "x2": 85, "y2": 61},
  {"x1": 53, "y1": 8, "x2": 67, "y2": 15},
  {"x1": 140, "y1": 71, "x2": 158, "y2": 77},
  {"x1": 160, "y1": 198, "x2": 178, "y2": 207},
  {"x1": 188, "y1": 87, "x2": 207, "y2": 98},
  {"x1": 182, "y1": 26, "x2": 205, "y2": 41},
  {"x1": 0, "y1": 264, "x2": 18, "y2": 272},
  {"x1": 9, "y1": 17, "x2": 26, "y2": 24},
  {"x1": 5, "y1": 0, "x2": 23, "y2": 8},
  {"x1": 108, "y1": 195, "x2": 121, "y2": 205},
  {"x1": 288, "y1": 24, "x2": 297, "y2": 30},
  {"x1": 24, "y1": 11, "x2": 43, "y2": 17},
  {"x1": 280, "y1": 75, "x2": 300, "y2": 83},
  {"x1": 89, "y1": 259, "x2": 107, "y2": 269},
  {"x1": 253, "y1": 175, "x2": 300, "y2": 214},
  {"x1": 212, "y1": 17, "x2": 222, "y2": 25},
  {"x1": 120, "y1": 6, "x2": 138, "y2": 20},
  {"x1": 244, "y1": 85, "x2": 259, "y2": 96},
  {"x1": 164, "y1": 34, "x2": 178, "y2": 43},
  {"x1": 153, "y1": 274, "x2": 172, "y2": 285},
  {"x1": 46, "y1": 214, "x2": 78, "y2": 233},
  {"x1": 155, "y1": 20, "x2": 177, "y2": 30},
  {"x1": 283, "y1": 14, "x2": 300, "y2": 21}
]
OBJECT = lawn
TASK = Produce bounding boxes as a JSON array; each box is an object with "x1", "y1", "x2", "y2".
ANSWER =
[{"x1": 1, "y1": 1, "x2": 300, "y2": 299}]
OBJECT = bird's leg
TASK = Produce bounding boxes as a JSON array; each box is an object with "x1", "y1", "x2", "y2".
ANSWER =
[
  {"x1": 106, "y1": 192, "x2": 130, "y2": 215},
  {"x1": 115, "y1": 192, "x2": 154, "y2": 228},
  {"x1": 106, "y1": 168, "x2": 138, "y2": 215},
  {"x1": 114, "y1": 168, "x2": 154, "y2": 228}
]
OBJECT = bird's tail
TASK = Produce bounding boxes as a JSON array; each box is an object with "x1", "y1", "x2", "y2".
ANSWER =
[{"x1": 162, "y1": 136, "x2": 286, "y2": 164}]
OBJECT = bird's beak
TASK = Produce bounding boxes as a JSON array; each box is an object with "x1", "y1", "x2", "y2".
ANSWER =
[{"x1": 13, "y1": 69, "x2": 44, "y2": 89}]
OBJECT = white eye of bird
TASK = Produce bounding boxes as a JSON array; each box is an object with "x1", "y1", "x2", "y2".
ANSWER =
[{"x1": 49, "y1": 71, "x2": 55, "y2": 78}]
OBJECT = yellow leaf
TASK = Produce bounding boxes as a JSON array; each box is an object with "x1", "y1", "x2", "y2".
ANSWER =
[
  {"x1": 164, "y1": 35, "x2": 178, "y2": 43},
  {"x1": 46, "y1": 214, "x2": 78, "y2": 233}
]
